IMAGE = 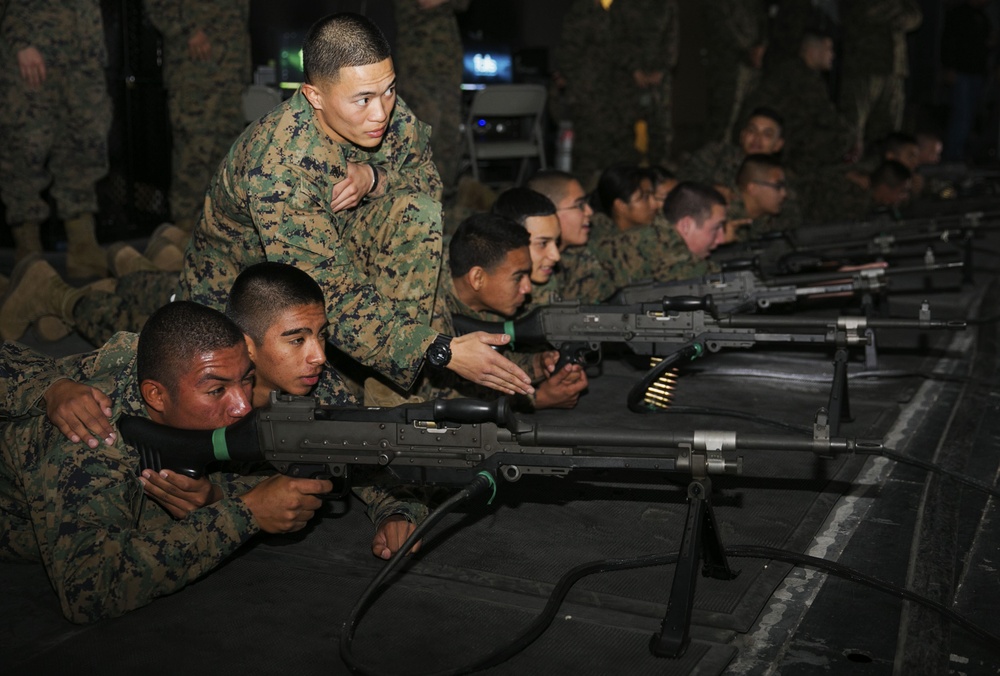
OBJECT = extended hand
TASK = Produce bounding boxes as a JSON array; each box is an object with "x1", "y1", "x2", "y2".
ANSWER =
[
  {"x1": 330, "y1": 162, "x2": 377, "y2": 212},
  {"x1": 371, "y1": 515, "x2": 421, "y2": 560},
  {"x1": 240, "y1": 474, "x2": 333, "y2": 533},
  {"x1": 447, "y1": 332, "x2": 534, "y2": 396},
  {"x1": 17, "y1": 46, "x2": 46, "y2": 88},
  {"x1": 139, "y1": 469, "x2": 222, "y2": 518},
  {"x1": 43, "y1": 379, "x2": 115, "y2": 448}
]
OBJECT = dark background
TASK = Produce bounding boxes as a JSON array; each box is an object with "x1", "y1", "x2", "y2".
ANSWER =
[{"x1": 0, "y1": 0, "x2": 985, "y2": 246}]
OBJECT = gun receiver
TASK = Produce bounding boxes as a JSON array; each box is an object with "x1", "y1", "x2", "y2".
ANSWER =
[
  {"x1": 118, "y1": 394, "x2": 884, "y2": 486},
  {"x1": 612, "y1": 264, "x2": 963, "y2": 314},
  {"x1": 452, "y1": 300, "x2": 965, "y2": 366}
]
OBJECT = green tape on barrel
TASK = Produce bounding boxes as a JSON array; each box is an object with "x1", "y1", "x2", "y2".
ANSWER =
[
  {"x1": 212, "y1": 427, "x2": 231, "y2": 461},
  {"x1": 504, "y1": 320, "x2": 516, "y2": 350}
]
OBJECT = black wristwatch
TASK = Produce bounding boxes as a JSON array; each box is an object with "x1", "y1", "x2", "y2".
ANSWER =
[{"x1": 426, "y1": 334, "x2": 453, "y2": 368}]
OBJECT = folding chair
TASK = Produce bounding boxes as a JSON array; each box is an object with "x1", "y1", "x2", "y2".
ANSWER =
[{"x1": 464, "y1": 84, "x2": 548, "y2": 184}]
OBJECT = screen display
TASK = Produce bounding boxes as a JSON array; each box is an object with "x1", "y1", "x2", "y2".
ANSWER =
[
  {"x1": 279, "y1": 31, "x2": 306, "y2": 90},
  {"x1": 461, "y1": 46, "x2": 513, "y2": 90}
]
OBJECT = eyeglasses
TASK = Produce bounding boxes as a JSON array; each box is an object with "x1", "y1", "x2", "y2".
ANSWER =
[
  {"x1": 557, "y1": 197, "x2": 590, "y2": 212},
  {"x1": 752, "y1": 180, "x2": 788, "y2": 191}
]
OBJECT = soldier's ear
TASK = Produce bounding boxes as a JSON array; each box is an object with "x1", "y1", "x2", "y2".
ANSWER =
[
  {"x1": 302, "y1": 83, "x2": 324, "y2": 111},
  {"x1": 244, "y1": 334, "x2": 258, "y2": 363},
  {"x1": 140, "y1": 379, "x2": 168, "y2": 415},
  {"x1": 676, "y1": 215, "x2": 694, "y2": 236},
  {"x1": 467, "y1": 266, "x2": 486, "y2": 291}
]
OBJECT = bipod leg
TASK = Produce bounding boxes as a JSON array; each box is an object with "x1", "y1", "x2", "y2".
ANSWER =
[
  {"x1": 650, "y1": 477, "x2": 737, "y2": 658},
  {"x1": 962, "y1": 235, "x2": 974, "y2": 285},
  {"x1": 827, "y1": 347, "x2": 854, "y2": 436}
]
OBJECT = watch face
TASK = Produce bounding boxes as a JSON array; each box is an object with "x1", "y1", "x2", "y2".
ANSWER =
[{"x1": 428, "y1": 343, "x2": 450, "y2": 366}]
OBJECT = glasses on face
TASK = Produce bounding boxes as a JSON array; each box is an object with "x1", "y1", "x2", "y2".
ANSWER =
[
  {"x1": 752, "y1": 180, "x2": 787, "y2": 192},
  {"x1": 557, "y1": 197, "x2": 590, "y2": 212}
]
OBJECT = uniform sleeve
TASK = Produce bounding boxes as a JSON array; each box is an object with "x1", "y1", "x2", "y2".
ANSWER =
[
  {"x1": 0, "y1": 342, "x2": 65, "y2": 418},
  {"x1": 245, "y1": 156, "x2": 440, "y2": 389},
  {"x1": 368, "y1": 97, "x2": 443, "y2": 200},
  {"x1": 352, "y1": 467, "x2": 429, "y2": 527},
  {"x1": 15, "y1": 417, "x2": 259, "y2": 623}
]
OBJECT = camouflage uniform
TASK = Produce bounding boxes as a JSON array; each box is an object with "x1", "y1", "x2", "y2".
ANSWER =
[
  {"x1": 0, "y1": 0, "x2": 111, "y2": 226},
  {"x1": 143, "y1": 1, "x2": 252, "y2": 224},
  {"x1": 632, "y1": 221, "x2": 713, "y2": 282},
  {"x1": 556, "y1": 244, "x2": 623, "y2": 303},
  {"x1": 588, "y1": 212, "x2": 656, "y2": 284},
  {"x1": 744, "y1": 57, "x2": 854, "y2": 174},
  {"x1": 700, "y1": 0, "x2": 768, "y2": 144},
  {"x1": 72, "y1": 271, "x2": 177, "y2": 347},
  {"x1": 176, "y1": 89, "x2": 444, "y2": 391},
  {"x1": 392, "y1": 0, "x2": 469, "y2": 194},
  {"x1": 839, "y1": 0, "x2": 921, "y2": 147},
  {"x1": 677, "y1": 140, "x2": 745, "y2": 188},
  {"x1": 610, "y1": 0, "x2": 680, "y2": 165},
  {"x1": 0, "y1": 334, "x2": 420, "y2": 622},
  {"x1": 552, "y1": 0, "x2": 634, "y2": 185}
]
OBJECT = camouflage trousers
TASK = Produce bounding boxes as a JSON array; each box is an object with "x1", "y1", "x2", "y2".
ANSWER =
[
  {"x1": 74, "y1": 271, "x2": 177, "y2": 347},
  {"x1": 839, "y1": 74, "x2": 906, "y2": 148},
  {"x1": 0, "y1": 63, "x2": 111, "y2": 225},
  {"x1": 163, "y1": 60, "x2": 247, "y2": 223}
]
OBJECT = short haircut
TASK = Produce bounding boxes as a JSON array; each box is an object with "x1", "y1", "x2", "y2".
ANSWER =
[
  {"x1": 226, "y1": 262, "x2": 325, "y2": 343},
  {"x1": 491, "y1": 187, "x2": 557, "y2": 227},
  {"x1": 882, "y1": 131, "x2": 918, "y2": 156},
  {"x1": 303, "y1": 13, "x2": 391, "y2": 85},
  {"x1": 736, "y1": 154, "x2": 785, "y2": 189},
  {"x1": 137, "y1": 301, "x2": 246, "y2": 395},
  {"x1": 590, "y1": 163, "x2": 647, "y2": 216},
  {"x1": 526, "y1": 169, "x2": 578, "y2": 205},
  {"x1": 662, "y1": 181, "x2": 727, "y2": 225},
  {"x1": 744, "y1": 106, "x2": 785, "y2": 133},
  {"x1": 449, "y1": 213, "x2": 530, "y2": 278},
  {"x1": 801, "y1": 27, "x2": 834, "y2": 49},
  {"x1": 647, "y1": 165, "x2": 676, "y2": 185},
  {"x1": 871, "y1": 160, "x2": 913, "y2": 189}
]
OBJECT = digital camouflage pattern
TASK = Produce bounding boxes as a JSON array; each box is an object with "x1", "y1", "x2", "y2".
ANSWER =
[
  {"x1": 610, "y1": 0, "x2": 680, "y2": 165},
  {"x1": 839, "y1": 0, "x2": 922, "y2": 145},
  {"x1": 552, "y1": 0, "x2": 634, "y2": 185},
  {"x1": 176, "y1": 89, "x2": 444, "y2": 390},
  {"x1": 556, "y1": 243, "x2": 623, "y2": 303},
  {"x1": 143, "y1": 0, "x2": 252, "y2": 224},
  {"x1": 0, "y1": 333, "x2": 423, "y2": 622},
  {"x1": 72, "y1": 271, "x2": 178, "y2": 347},
  {"x1": 699, "y1": 0, "x2": 768, "y2": 144},
  {"x1": 0, "y1": 0, "x2": 111, "y2": 225},
  {"x1": 742, "y1": 57, "x2": 855, "y2": 175},
  {"x1": 0, "y1": 333, "x2": 261, "y2": 622},
  {"x1": 678, "y1": 140, "x2": 746, "y2": 189},
  {"x1": 392, "y1": 0, "x2": 469, "y2": 192}
]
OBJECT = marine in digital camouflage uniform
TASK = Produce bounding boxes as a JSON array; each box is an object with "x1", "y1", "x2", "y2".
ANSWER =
[
  {"x1": 0, "y1": 329, "x2": 423, "y2": 622},
  {"x1": 552, "y1": 0, "x2": 634, "y2": 186},
  {"x1": 0, "y1": 0, "x2": 111, "y2": 254},
  {"x1": 556, "y1": 243, "x2": 623, "y2": 303},
  {"x1": 143, "y1": 0, "x2": 252, "y2": 228},
  {"x1": 391, "y1": 0, "x2": 469, "y2": 194},
  {"x1": 700, "y1": 0, "x2": 768, "y2": 144},
  {"x1": 609, "y1": 0, "x2": 680, "y2": 166},
  {"x1": 678, "y1": 141, "x2": 746, "y2": 188},
  {"x1": 175, "y1": 87, "x2": 443, "y2": 391},
  {"x1": 839, "y1": 0, "x2": 922, "y2": 148}
]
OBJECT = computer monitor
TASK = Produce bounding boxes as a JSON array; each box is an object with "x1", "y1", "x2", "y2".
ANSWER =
[
  {"x1": 278, "y1": 30, "x2": 306, "y2": 91},
  {"x1": 461, "y1": 43, "x2": 513, "y2": 91}
]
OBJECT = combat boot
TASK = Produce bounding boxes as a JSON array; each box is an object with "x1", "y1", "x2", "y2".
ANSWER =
[
  {"x1": 107, "y1": 242, "x2": 159, "y2": 277},
  {"x1": 35, "y1": 276, "x2": 117, "y2": 341},
  {"x1": 11, "y1": 222, "x2": 43, "y2": 263},
  {"x1": 143, "y1": 237, "x2": 184, "y2": 272},
  {"x1": 64, "y1": 213, "x2": 108, "y2": 279},
  {"x1": 0, "y1": 254, "x2": 88, "y2": 341},
  {"x1": 149, "y1": 222, "x2": 191, "y2": 250}
]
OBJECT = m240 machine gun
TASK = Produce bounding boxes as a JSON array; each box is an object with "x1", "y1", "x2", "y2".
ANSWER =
[
  {"x1": 453, "y1": 300, "x2": 965, "y2": 419},
  {"x1": 119, "y1": 394, "x2": 882, "y2": 660}
]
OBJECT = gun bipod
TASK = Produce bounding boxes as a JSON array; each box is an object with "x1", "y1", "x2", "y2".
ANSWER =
[{"x1": 650, "y1": 476, "x2": 738, "y2": 657}]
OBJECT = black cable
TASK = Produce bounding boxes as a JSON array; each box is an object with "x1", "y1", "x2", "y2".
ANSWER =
[
  {"x1": 627, "y1": 343, "x2": 704, "y2": 413},
  {"x1": 339, "y1": 470, "x2": 678, "y2": 676},
  {"x1": 726, "y1": 545, "x2": 1000, "y2": 653}
]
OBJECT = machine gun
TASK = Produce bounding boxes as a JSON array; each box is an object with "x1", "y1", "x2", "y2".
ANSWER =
[
  {"x1": 612, "y1": 263, "x2": 963, "y2": 315},
  {"x1": 452, "y1": 300, "x2": 965, "y2": 420},
  {"x1": 119, "y1": 393, "x2": 882, "y2": 659},
  {"x1": 715, "y1": 209, "x2": 999, "y2": 278}
]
